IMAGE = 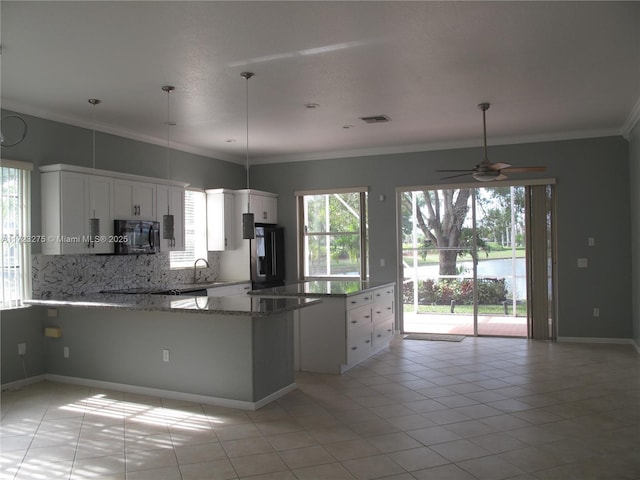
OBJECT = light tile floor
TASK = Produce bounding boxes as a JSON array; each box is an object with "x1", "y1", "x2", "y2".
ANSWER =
[{"x1": 1, "y1": 336, "x2": 639, "y2": 480}]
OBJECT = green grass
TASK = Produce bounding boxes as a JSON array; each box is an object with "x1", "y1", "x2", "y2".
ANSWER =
[
  {"x1": 403, "y1": 247, "x2": 525, "y2": 267},
  {"x1": 404, "y1": 303, "x2": 527, "y2": 316}
]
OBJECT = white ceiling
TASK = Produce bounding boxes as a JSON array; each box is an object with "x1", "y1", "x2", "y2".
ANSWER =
[{"x1": 2, "y1": 1, "x2": 640, "y2": 165}]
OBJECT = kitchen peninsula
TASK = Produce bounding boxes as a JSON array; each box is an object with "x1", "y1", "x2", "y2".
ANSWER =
[
  {"x1": 250, "y1": 280, "x2": 397, "y2": 374},
  {"x1": 25, "y1": 293, "x2": 319, "y2": 410}
]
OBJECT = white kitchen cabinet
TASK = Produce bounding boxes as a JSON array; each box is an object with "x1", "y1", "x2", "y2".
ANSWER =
[
  {"x1": 41, "y1": 170, "x2": 114, "y2": 255},
  {"x1": 113, "y1": 178, "x2": 156, "y2": 220},
  {"x1": 297, "y1": 284, "x2": 395, "y2": 374},
  {"x1": 156, "y1": 184, "x2": 185, "y2": 252},
  {"x1": 236, "y1": 189, "x2": 278, "y2": 224},
  {"x1": 206, "y1": 282, "x2": 251, "y2": 297},
  {"x1": 40, "y1": 164, "x2": 188, "y2": 255},
  {"x1": 206, "y1": 189, "x2": 236, "y2": 251}
]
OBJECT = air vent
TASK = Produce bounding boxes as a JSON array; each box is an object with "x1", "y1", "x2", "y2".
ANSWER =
[{"x1": 360, "y1": 115, "x2": 391, "y2": 124}]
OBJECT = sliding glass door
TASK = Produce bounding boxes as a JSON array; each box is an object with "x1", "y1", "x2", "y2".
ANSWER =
[{"x1": 399, "y1": 182, "x2": 555, "y2": 338}]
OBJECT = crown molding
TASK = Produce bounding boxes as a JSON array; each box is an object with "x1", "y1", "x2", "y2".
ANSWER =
[
  {"x1": 0, "y1": 100, "x2": 243, "y2": 164},
  {"x1": 251, "y1": 127, "x2": 624, "y2": 165},
  {"x1": 2, "y1": 100, "x2": 625, "y2": 166}
]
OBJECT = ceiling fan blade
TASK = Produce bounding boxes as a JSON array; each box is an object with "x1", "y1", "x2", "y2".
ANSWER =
[
  {"x1": 489, "y1": 162, "x2": 511, "y2": 171},
  {"x1": 495, "y1": 174, "x2": 508, "y2": 181},
  {"x1": 501, "y1": 166, "x2": 546, "y2": 173},
  {"x1": 435, "y1": 169, "x2": 475, "y2": 173},
  {"x1": 440, "y1": 172, "x2": 474, "y2": 180}
]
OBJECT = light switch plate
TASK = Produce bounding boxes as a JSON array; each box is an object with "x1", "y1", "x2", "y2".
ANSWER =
[{"x1": 577, "y1": 258, "x2": 588, "y2": 268}]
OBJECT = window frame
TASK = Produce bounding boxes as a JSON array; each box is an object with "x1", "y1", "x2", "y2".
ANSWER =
[
  {"x1": 169, "y1": 187, "x2": 208, "y2": 269},
  {"x1": 1, "y1": 159, "x2": 33, "y2": 309},
  {"x1": 296, "y1": 187, "x2": 368, "y2": 281}
]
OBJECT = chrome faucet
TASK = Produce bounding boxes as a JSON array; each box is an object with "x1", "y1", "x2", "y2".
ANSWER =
[{"x1": 193, "y1": 257, "x2": 210, "y2": 283}]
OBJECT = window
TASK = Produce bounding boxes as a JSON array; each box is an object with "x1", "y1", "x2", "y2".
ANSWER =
[
  {"x1": 1, "y1": 160, "x2": 32, "y2": 308},
  {"x1": 297, "y1": 188, "x2": 368, "y2": 280},
  {"x1": 170, "y1": 189, "x2": 207, "y2": 269}
]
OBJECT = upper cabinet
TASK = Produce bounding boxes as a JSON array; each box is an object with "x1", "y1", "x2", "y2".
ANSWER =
[
  {"x1": 41, "y1": 170, "x2": 114, "y2": 254},
  {"x1": 238, "y1": 189, "x2": 278, "y2": 224},
  {"x1": 206, "y1": 189, "x2": 235, "y2": 251},
  {"x1": 206, "y1": 188, "x2": 278, "y2": 252},
  {"x1": 157, "y1": 184, "x2": 185, "y2": 252},
  {"x1": 40, "y1": 164, "x2": 188, "y2": 255},
  {"x1": 113, "y1": 179, "x2": 157, "y2": 220}
]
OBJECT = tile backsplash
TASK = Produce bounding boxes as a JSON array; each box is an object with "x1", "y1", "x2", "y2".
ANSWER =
[{"x1": 32, "y1": 252, "x2": 220, "y2": 298}]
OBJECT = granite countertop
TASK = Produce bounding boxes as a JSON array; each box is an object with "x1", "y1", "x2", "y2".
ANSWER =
[
  {"x1": 25, "y1": 293, "x2": 319, "y2": 316},
  {"x1": 101, "y1": 280, "x2": 249, "y2": 294},
  {"x1": 250, "y1": 280, "x2": 395, "y2": 298}
]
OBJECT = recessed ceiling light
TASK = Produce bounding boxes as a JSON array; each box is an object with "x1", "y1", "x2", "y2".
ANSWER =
[{"x1": 305, "y1": 103, "x2": 320, "y2": 109}]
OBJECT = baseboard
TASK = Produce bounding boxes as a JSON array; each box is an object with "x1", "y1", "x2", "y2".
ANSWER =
[
  {"x1": 558, "y1": 336, "x2": 639, "y2": 353},
  {"x1": 1, "y1": 374, "x2": 46, "y2": 392},
  {"x1": 44, "y1": 374, "x2": 297, "y2": 411},
  {"x1": 253, "y1": 383, "x2": 298, "y2": 410}
]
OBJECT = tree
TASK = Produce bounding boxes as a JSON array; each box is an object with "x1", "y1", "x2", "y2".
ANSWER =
[
  {"x1": 404, "y1": 189, "x2": 472, "y2": 275},
  {"x1": 476, "y1": 187, "x2": 525, "y2": 246}
]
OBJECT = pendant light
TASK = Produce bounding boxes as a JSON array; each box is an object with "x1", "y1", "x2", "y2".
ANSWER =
[
  {"x1": 88, "y1": 98, "x2": 101, "y2": 247},
  {"x1": 162, "y1": 85, "x2": 175, "y2": 245},
  {"x1": 241, "y1": 72, "x2": 255, "y2": 240}
]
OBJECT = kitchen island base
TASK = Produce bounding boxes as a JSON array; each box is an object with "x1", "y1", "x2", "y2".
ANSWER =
[{"x1": 39, "y1": 307, "x2": 296, "y2": 410}]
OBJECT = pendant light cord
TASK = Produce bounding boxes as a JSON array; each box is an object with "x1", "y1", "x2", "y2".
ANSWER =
[
  {"x1": 162, "y1": 86, "x2": 175, "y2": 216},
  {"x1": 88, "y1": 98, "x2": 101, "y2": 218},
  {"x1": 241, "y1": 72, "x2": 254, "y2": 214}
]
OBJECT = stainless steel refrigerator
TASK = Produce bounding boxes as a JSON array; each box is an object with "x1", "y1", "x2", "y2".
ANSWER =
[{"x1": 251, "y1": 224, "x2": 285, "y2": 289}]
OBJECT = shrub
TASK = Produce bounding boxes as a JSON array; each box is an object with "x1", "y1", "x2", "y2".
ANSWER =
[{"x1": 403, "y1": 278, "x2": 507, "y2": 305}]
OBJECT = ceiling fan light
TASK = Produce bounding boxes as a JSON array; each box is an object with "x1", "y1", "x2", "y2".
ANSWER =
[{"x1": 473, "y1": 171, "x2": 500, "y2": 182}]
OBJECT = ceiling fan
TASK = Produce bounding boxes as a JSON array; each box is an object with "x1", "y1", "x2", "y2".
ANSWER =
[{"x1": 437, "y1": 103, "x2": 545, "y2": 182}]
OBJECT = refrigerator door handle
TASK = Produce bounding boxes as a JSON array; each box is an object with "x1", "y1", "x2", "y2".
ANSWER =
[{"x1": 271, "y1": 231, "x2": 277, "y2": 277}]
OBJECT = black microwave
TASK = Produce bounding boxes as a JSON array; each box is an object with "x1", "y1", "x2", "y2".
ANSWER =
[{"x1": 113, "y1": 220, "x2": 160, "y2": 254}]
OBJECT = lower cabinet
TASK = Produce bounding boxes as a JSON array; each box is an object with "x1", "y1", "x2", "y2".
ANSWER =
[{"x1": 298, "y1": 284, "x2": 395, "y2": 374}]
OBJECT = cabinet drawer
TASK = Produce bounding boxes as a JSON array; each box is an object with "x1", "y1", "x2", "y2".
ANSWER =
[
  {"x1": 373, "y1": 286, "x2": 395, "y2": 305},
  {"x1": 347, "y1": 304, "x2": 372, "y2": 330},
  {"x1": 347, "y1": 326, "x2": 373, "y2": 365},
  {"x1": 346, "y1": 292, "x2": 373, "y2": 310},
  {"x1": 373, "y1": 300, "x2": 394, "y2": 322},
  {"x1": 373, "y1": 319, "x2": 394, "y2": 347}
]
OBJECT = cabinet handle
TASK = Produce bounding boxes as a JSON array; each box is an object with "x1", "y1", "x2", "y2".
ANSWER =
[
  {"x1": 263, "y1": 211, "x2": 268, "y2": 220},
  {"x1": 377, "y1": 334, "x2": 382, "y2": 338},
  {"x1": 365, "y1": 339, "x2": 371, "y2": 344},
  {"x1": 387, "y1": 329, "x2": 392, "y2": 332},
  {"x1": 364, "y1": 315, "x2": 370, "y2": 319},
  {"x1": 351, "y1": 320, "x2": 357, "y2": 324},
  {"x1": 351, "y1": 346, "x2": 358, "y2": 351},
  {"x1": 376, "y1": 293, "x2": 381, "y2": 297},
  {"x1": 350, "y1": 300, "x2": 357, "y2": 304}
]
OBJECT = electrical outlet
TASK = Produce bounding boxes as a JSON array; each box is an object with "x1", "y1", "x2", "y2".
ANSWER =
[
  {"x1": 18, "y1": 343, "x2": 26, "y2": 356},
  {"x1": 63, "y1": 346, "x2": 70, "y2": 358},
  {"x1": 162, "y1": 349, "x2": 170, "y2": 362},
  {"x1": 593, "y1": 307, "x2": 600, "y2": 317}
]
